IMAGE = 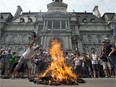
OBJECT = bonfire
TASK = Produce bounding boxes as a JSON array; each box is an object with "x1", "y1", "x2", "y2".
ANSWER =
[{"x1": 30, "y1": 38, "x2": 85, "y2": 85}]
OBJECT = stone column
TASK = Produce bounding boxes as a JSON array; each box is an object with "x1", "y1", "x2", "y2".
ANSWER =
[
  {"x1": 43, "y1": 21, "x2": 46, "y2": 29},
  {"x1": 46, "y1": 21, "x2": 48, "y2": 29},
  {"x1": 0, "y1": 29, "x2": 1, "y2": 38},
  {"x1": 60, "y1": 21, "x2": 61, "y2": 29},
  {"x1": 65, "y1": 21, "x2": 68, "y2": 29},
  {"x1": 41, "y1": 36, "x2": 43, "y2": 45},
  {"x1": 69, "y1": 36, "x2": 72, "y2": 49},
  {"x1": 52, "y1": 21, "x2": 53, "y2": 29},
  {"x1": 78, "y1": 41, "x2": 84, "y2": 53},
  {"x1": 65, "y1": 36, "x2": 69, "y2": 49},
  {"x1": 75, "y1": 25, "x2": 80, "y2": 35},
  {"x1": 43, "y1": 36, "x2": 45, "y2": 48},
  {"x1": 45, "y1": 36, "x2": 47, "y2": 48},
  {"x1": 43, "y1": 36, "x2": 46, "y2": 49},
  {"x1": 68, "y1": 21, "x2": 70, "y2": 29}
]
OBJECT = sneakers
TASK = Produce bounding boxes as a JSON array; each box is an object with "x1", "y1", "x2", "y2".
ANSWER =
[
  {"x1": 105, "y1": 76, "x2": 108, "y2": 78},
  {"x1": 11, "y1": 75, "x2": 15, "y2": 79}
]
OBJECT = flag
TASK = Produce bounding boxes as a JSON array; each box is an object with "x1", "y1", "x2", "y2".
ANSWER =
[{"x1": 92, "y1": 5, "x2": 101, "y2": 18}]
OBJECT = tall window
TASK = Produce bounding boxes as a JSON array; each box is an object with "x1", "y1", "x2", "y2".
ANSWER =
[
  {"x1": 83, "y1": 18, "x2": 87, "y2": 23},
  {"x1": 62, "y1": 20, "x2": 65, "y2": 29},
  {"x1": 53, "y1": 20, "x2": 60, "y2": 29},
  {"x1": 46, "y1": 20, "x2": 67, "y2": 29},
  {"x1": 28, "y1": 18, "x2": 32, "y2": 22},
  {"x1": 90, "y1": 18, "x2": 95, "y2": 22},
  {"x1": 48, "y1": 20, "x2": 52, "y2": 29},
  {"x1": 20, "y1": 18, "x2": 25, "y2": 23},
  {"x1": 39, "y1": 25, "x2": 43, "y2": 29}
]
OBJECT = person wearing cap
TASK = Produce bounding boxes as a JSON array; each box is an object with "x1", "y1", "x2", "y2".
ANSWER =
[
  {"x1": 102, "y1": 38, "x2": 116, "y2": 77},
  {"x1": 12, "y1": 36, "x2": 40, "y2": 79}
]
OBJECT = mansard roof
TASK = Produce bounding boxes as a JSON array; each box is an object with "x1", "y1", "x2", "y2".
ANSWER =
[
  {"x1": 0, "y1": 12, "x2": 13, "y2": 22},
  {"x1": 1, "y1": 11, "x2": 115, "y2": 23},
  {"x1": 74, "y1": 12, "x2": 106, "y2": 23},
  {"x1": 102, "y1": 13, "x2": 115, "y2": 21}
]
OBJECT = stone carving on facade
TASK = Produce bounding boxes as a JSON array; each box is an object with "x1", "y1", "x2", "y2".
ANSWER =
[
  {"x1": 4, "y1": 34, "x2": 10, "y2": 44},
  {"x1": 16, "y1": 46, "x2": 24, "y2": 56},
  {"x1": 19, "y1": 34, "x2": 28, "y2": 44},
  {"x1": 71, "y1": 35, "x2": 79, "y2": 49},
  {"x1": 12, "y1": 34, "x2": 19, "y2": 44}
]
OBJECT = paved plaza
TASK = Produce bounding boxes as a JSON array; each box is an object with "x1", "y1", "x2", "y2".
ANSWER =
[{"x1": 0, "y1": 78, "x2": 116, "y2": 87}]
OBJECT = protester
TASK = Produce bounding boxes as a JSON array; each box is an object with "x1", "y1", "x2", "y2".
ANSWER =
[
  {"x1": 102, "y1": 38, "x2": 116, "y2": 76},
  {"x1": 72, "y1": 53, "x2": 82, "y2": 77},
  {"x1": 11, "y1": 35, "x2": 40, "y2": 79},
  {"x1": 9, "y1": 52, "x2": 17, "y2": 75},
  {"x1": 100, "y1": 44, "x2": 112, "y2": 77},
  {"x1": 0, "y1": 48, "x2": 12, "y2": 77},
  {"x1": 91, "y1": 50, "x2": 100, "y2": 78}
]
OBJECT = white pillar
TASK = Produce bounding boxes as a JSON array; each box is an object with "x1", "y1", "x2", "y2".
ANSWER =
[
  {"x1": 60, "y1": 21, "x2": 61, "y2": 29},
  {"x1": 78, "y1": 41, "x2": 84, "y2": 53},
  {"x1": 43, "y1": 36, "x2": 47, "y2": 49},
  {"x1": 65, "y1": 21, "x2": 67, "y2": 29},
  {"x1": 41, "y1": 36, "x2": 43, "y2": 45},
  {"x1": 52, "y1": 21, "x2": 53, "y2": 29},
  {"x1": 75, "y1": 25, "x2": 80, "y2": 35},
  {"x1": 46, "y1": 21, "x2": 48, "y2": 29},
  {"x1": 68, "y1": 21, "x2": 70, "y2": 29},
  {"x1": 69, "y1": 36, "x2": 72, "y2": 49},
  {"x1": 43, "y1": 21, "x2": 45, "y2": 29},
  {"x1": 66, "y1": 36, "x2": 69, "y2": 49}
]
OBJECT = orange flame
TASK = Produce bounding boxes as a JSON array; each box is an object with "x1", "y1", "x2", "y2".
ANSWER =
[{"x1": 40, "y1": 38, "x2": 77, "y2": 82}]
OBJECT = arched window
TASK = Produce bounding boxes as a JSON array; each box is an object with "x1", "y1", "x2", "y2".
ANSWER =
[
  {"x1": 20, "y1": 18, "x2": 25, "y2": 23},
  {"x1": 82, "y1": 18, "x2": 87, "y2": 23},
  {"x1": 28, "y1": 17, "x2": 32, "y2": 22},
  {"x1": 53, "y1": 20, "x2": 60, "y2": 29},
  {"x1": 90, "y1": 18, "x2": 95, "y2": 22}
]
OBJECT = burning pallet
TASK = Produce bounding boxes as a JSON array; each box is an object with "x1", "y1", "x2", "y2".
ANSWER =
[
  {"x1": 29, "y1": 38, "x2": 85, "y2": 85},
  {"x1": 29, "y1": 75, "x2": 85, "y2": 85}
]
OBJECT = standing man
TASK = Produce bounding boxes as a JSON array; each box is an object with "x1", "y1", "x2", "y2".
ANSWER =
[
  {"x1": 102, "y1": 38, "x2": 116, "y2": 76},
  {"x1": 91, "y1": 50, "x2": 100, "y2": 78},
  {"x1": 12, "y1": 32, "x2": 40, "y2": 79},
  {"x1": 72, "y1": 53, "x2": 82, "y2": 77}
]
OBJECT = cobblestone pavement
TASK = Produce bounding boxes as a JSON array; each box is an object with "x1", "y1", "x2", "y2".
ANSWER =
[{"x1": 0, "y1": 78, "x2": 116, "y2": 87}]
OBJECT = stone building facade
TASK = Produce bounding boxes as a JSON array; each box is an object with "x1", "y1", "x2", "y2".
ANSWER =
[{"x1": 0, "y1": 0, "x2": 116, "y2": 56}]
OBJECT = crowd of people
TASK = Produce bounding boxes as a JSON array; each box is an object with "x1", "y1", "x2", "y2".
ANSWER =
[{"x1": 0, "y1": 37, "x2": 116, "y2": 79}]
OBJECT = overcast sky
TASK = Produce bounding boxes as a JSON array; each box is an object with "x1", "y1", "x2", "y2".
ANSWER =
[{"x1": 0, "y1": 0, "x2": 116, "y2": 16}]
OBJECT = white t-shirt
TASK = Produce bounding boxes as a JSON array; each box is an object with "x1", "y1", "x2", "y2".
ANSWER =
[
  {"x1": 91, "y1": 54, "x2": 98, "y2": 64},
  {"x1": 73, "y1": 57, "x2": 81, "y2": 66},
  {"x1": 22, "y1": 47, "x2": 35, "y2": 59}
]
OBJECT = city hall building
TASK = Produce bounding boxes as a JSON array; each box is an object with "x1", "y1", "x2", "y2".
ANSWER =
[{"x1": 0, "y1": 0, "x2": 116, "y2": 56}]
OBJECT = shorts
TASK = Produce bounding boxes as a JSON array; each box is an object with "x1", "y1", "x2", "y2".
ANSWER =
[
  {"x1": 0, "y1": 62, "x2": 9, "y2": 70},
  {"x1": 102, "y1": 62, "x2": 111, "y2": 70},
  {"x1": 92, "y1": 64, "x2": 99, "y2": 71}
]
